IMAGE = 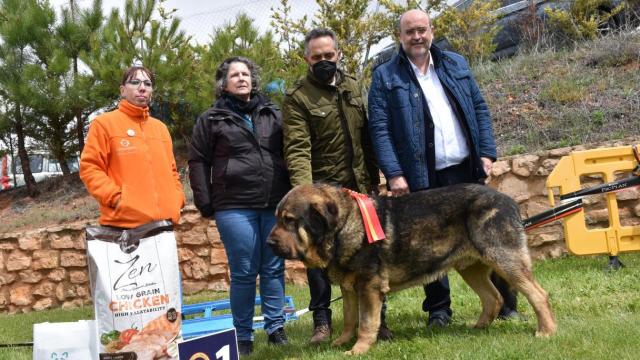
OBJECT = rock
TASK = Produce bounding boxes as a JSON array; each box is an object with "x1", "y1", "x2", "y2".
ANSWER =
[
  {"x1": 207, "y1": 280, "x2": 229, "y2": 292},
  {"x1": 178, "y1": 248, "x2": 195, "y2": 262},
  {"x1": 634, "y1": 203, "x2": 640, "y2": 217},
  {"x1": 33, "y1": 281, "x2": 56, "y2": 297},
  {"x1": 47, "y1": 268, "x2": 66, "y2": 281},
  {"x1": 19, "y1": 269, "x2": 43, "y2": 283},
  {"x1": 491, "y1": 160, "x2": 511, "y2": 177},
  {"x1": 0, "y1": 239, "x2": 17, "y2": 250},
  {"x1": 6, "y1": 251, "x2": 31, "y2": 271},
  {"x1": 0, "y1": 272, "x2": 17, "y2": 286},
  {"x1": 0, "y1": 292, "x2": 7, "y2": 309},
  {"x1": 207, "y1": 226, "x2": 222, "y2": 245},
  {"x1": 549, "y1": 147, "x2": 572, "y2": 157},
  {"x1": 61, "y1": 299, "x2": 84, "y2": 309},
  {"x1": 60, "y1": 251, "x2": 86, "y2": 267},
  {"x1": 512, "y1": 155, "x2": 539, "y2": 177},
  {"x1": 49, "y1": 233, "x2": 75, "y2": 249},
  {"x1": 182, "y1": 257, "x2": 209, "y2": 280},
  {"x1": 18, "y1": 237, "x2": 41, "y2": 250},
  {"x1": 32, "y1": 250, "x2": 60, "y2": 270},
  {"x1": 616, "y1": 187, "x2": 639, "y2": 201},
  {"x1": 69, "y1": 270, "x2": 88, "y2": 284},
  {"x1": 209, "y1": 265, "x2": 228, "y2": 277},
  {"x1": 180, "y1": 224, "x2": 209, "y2": 245},
  {"x1": 182, "y1": 280, "x2": 207, "y2": 295},
  {"x1": 497, "y1": 174, "x2": 530, "y2": 203},
  {"x1": 10, "y1": 285, "x2": 33, "y2": 306},
  {"x1": 0, "y1": 252, "x2": 3, "y2": 271},
  {"x1": 210, "y1": 248, "x2": 228, "y2": 265},
  {"x1": 193, "y1": 246, "x2": 210, "y2": 257},
  {"x1": 32, "y1": 298, "x2": 54, "y2": 311},
  {"x1": 56, "y1": 283, "x2": 77, "y2": 301}
]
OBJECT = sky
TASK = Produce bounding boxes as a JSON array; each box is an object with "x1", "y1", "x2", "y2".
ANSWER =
[{"x1": 50, "y1": 0, "x2": 321, "y2": 45}]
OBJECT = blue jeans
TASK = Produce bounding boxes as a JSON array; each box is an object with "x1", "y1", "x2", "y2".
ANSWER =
[{"x1": 215, "y1": 208, "x2": 285, "y2": 341}]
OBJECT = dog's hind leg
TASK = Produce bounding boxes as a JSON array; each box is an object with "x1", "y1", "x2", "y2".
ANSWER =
[
  {"x1": 457, "y1": 262, "x2": 502, "y2": 328},
  {"x1": 494, "y1": 256, "x2": 557, "y2": 337},
  {"x1": 345, "y1": 283, "x2": 383, "y2": 355},
  {"x1": 332, "y1": 285, "x2": 358, "y2": 347}
]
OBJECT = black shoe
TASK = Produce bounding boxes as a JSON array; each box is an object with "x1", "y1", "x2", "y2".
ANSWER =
[
  {"x1": 378, "y1": 323, "x2": 394, "y2": 341},
  {"x1": 498, "y1": 309, "x2": 522, "y2": 320},
  {"x1": 238, "y1": 340, "x2": 253, "y2": 356},
  {"x1": 427, "y1": 314, "x2": 450, "y2": 328},
  {"x1": 268, "y1": 327, "x2": 288, "y2": 345}
]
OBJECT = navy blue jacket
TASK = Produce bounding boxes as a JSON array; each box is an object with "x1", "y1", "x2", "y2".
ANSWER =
[{"x1": 368, "y1": 45, "x2": 497, "y2": 191}]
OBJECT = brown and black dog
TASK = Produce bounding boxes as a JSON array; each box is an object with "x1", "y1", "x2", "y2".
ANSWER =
[{"x1": 268, "y1": 183, "x2": 556, "y2": 355}]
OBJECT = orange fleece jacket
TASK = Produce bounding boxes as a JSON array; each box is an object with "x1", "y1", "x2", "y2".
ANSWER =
[{"x1": 80, "y1": 100, "x2": 185, "y2": 228}]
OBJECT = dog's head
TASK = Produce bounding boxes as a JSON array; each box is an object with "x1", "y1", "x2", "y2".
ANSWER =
[{"x1": 267, "y1": 184, "x2": 342, "y2": 268}]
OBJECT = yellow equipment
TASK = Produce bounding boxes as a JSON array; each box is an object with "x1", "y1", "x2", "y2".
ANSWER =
[{"x1": 546, "y1": 145, "x2": 640, "y2": 256}]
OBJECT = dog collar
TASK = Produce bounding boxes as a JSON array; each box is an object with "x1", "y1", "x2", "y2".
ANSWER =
[{"x1": 343, "y1": 189, "x2": 386, "y2": 243}]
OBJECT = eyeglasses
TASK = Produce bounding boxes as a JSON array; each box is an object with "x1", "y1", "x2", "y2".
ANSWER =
[{"x1": 127, "y1": 79, "x2": 153, "y2": 88}]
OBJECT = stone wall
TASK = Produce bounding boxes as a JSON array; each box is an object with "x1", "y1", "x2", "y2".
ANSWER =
[{"x1": 1, "y1": 138, "x2": 639, "y2": 313}]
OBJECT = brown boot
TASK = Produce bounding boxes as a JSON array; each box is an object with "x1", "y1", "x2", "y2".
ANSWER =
[{"x1": 309, "y1": 323, "x2": 332, "y2": 344}]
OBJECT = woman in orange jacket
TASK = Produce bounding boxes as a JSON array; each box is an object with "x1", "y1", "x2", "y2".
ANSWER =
[{"x1": 80, "y1": 66, "x2": 185, "y2": 228}]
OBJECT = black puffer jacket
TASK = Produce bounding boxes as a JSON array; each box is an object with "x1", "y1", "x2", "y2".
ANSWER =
[{"x1": 188, "y1": 95, "x2": 291, "y2": 217}]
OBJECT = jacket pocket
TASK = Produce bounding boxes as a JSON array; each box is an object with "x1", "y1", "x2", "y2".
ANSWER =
[{"x1": 385, "y1": 81, "x2": 410, "y2": 109}]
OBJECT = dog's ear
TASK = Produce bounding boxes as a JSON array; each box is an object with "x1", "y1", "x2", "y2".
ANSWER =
[{"x1": 307, "y1": 199, "x2": 339, "y2": 237}]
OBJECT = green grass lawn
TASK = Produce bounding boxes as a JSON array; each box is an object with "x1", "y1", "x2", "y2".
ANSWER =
[{"x1": 2, "y1": 254, "x2": 639, "y2": 359}]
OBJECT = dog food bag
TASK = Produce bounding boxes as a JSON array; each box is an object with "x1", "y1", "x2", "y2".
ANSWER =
[{"x1": 86, "y1": 220, "x2": 182, "y2": 360}]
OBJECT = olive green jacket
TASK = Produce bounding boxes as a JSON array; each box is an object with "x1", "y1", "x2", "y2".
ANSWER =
[{"x1": 283, "y1": 70, "x2": 379, "y2": 193}]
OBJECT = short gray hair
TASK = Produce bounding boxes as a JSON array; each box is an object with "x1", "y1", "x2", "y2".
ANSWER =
[
  {"x1": 303, "y1": 28, "x2": 339, "y2": 56},
  {"x1": 215, "y1": 56, "x2": 261, "y2": 98}
]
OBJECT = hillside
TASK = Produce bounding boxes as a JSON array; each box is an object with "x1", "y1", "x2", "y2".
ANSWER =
[{"x1": 1, "y1": 29, "x2": 639, "y2": 232}]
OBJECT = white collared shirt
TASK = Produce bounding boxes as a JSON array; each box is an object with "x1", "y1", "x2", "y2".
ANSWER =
[{"x1": 409, "y1": 53, "x2": 469, "y2": 170}]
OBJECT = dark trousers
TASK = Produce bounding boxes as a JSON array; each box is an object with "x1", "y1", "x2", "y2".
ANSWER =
[
  {"x1": 307, "y1": 268, "x2": 332, "y2": 326},
  {"x1": 422, "y1": 158, "x2": 518, "y2": 319}
]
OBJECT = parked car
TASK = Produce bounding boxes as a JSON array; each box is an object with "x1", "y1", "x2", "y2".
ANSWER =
[
  {"x1": 369, "y1": 0, "x2": 632, "y2": 65},
  {"x1": 0, "y1": 152, "x2": 79, "y2": 191}
]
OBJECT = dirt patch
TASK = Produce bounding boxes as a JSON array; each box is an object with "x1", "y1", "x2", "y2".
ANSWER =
[{"x1": 0, "y1": 174, "x2": 99, "y2": 233}]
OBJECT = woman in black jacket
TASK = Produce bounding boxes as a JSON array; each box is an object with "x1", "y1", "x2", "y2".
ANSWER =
[{"x1": 188, "y1": 56, "x2": 291, "y2": 356}]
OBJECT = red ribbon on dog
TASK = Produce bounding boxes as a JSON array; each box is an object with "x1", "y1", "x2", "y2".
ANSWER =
[{"x1": 344, "y1": 189, "x2": 386, "y2": 243}]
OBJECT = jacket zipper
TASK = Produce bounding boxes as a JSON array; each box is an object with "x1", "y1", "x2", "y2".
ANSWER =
[{"x1": 336, "y1": 91, "x2": 358, "y2": 188}]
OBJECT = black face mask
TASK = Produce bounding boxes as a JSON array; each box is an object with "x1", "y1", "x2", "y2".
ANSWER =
[{"x1": 311, "y1": 60, "x2": 337, "y2": 83}]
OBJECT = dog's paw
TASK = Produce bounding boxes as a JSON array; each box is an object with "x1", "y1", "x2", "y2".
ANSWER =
[
  {"x1": 535, "y1": 330, "x2": 554, "y2": 338},
  {"x1": 344, "y1": 344, "x2": 371, "y2": 355},
  {"x1": 331, "y1": 335, "x2": 353, "y2": 347}
]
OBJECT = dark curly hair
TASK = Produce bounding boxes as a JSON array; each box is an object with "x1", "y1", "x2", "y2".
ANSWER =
[{"x1": 215, "y1": 56, "x2": 260, "y2": 98}]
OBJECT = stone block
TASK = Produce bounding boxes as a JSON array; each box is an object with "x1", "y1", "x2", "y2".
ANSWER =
[
  {"x1": 32, "y1": 250, "x2": 60, "y2": 270},
  {"x1": 6, "y1": 251, "x2": 31, "y2": 271},
  {"x1": 549, "y1": 147, "x2": 572, "y2": 157},
  {"x1": 193, "y1": 246, "x2": 210, "y2": 257},
  {"x1": 32, "y1": 298, "x2": 54, "y2": 311},
  {"x1": 0, "y1": 240, "x2": 17, "y2": 250},
  {"x1": 616, "y1": 187, "x2": 639, "y2": 201},
  {"x1": 0, "y1": 272, "x2": 17, "y2": 286},
  {"x1": 0, "y1": 292, "x2": 7, "y2": 309},
  {"x1": 178, "y1": 248, "x2": 195, "y2": 262},
  {"x1": 180, "y1": 225, "x2": 209, "y2": 245},
  {"x1": 210, "y1": 248, "x2": 228, "y2": 265},
  {"x1": 69, "y1": 270, "x2": 88, "y2": 284},
  {"x1": 50, "y1": 233, "x2": 75, "y2": 249},
  {"x1": 491, "y1": 160, "x2": 511, "y2": 177},
  {"x1": 182, "y1": 280, "x2": 207, "y2": 295},
  {"x1": 18, "y1": 237, "x2": 41, "y2": 250},
  {"x1": 10, "y1": 285, "x2": 33, "y2": 306},
  {"x1": 496, "y1": 174, "x2": 530, "y2": 203},
  {"x1": 60, "y1": 251, "x2": 86, "y2": 267},
  {"x1": 512, "y1": 155, "x2": 539, "y2": 177},
  {"x1": 56, "y1": 283, "x2": 77, "y2": 301},
  {"x1": 19, "y1": 269, "x2": 43, "y2": 283},
  {"x1": 33, "y1": 281, "x2": 56, "y2": 297},
  {"x1": 206, "y1": 280, "x2": 229, "y2": 292},
  {"x1": 209, "y1": 264, "x2": 228, "y2": 277},
  {"x1": 47, "y1": 268, "x2": 66, "y2": 281},
  {"x1": 61, "y1": 299, "x2": 84, "y2": 309}
]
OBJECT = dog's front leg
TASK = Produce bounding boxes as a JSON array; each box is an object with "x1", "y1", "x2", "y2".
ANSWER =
[
  {"x1": 332, "y1": 285, "x2": 358, "y2": 347},
  {"x1": 346, "y1": 286, "x2": 383, "y2": 355}
]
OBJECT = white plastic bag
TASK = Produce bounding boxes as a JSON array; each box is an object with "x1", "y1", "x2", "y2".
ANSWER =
[
  {"x1": 86, "y1": 220, "x2": 182, "y2": 360},
  {"x1": 33, "y1": 320, "x2": 97, "y2": 360}
]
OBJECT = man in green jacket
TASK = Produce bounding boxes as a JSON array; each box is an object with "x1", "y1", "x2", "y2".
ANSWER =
[{"x1": 283, "y1": 28, "x2": 387, "y2": 344}]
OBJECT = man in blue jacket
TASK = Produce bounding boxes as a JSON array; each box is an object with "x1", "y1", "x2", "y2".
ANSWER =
[{"x1": 368, "y1": 9, "x2": 518, "y2": 327}]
